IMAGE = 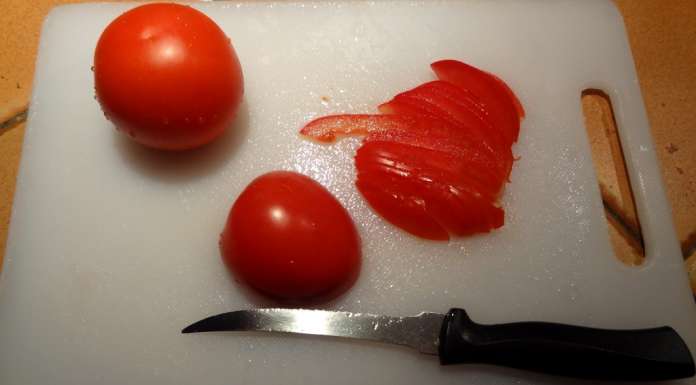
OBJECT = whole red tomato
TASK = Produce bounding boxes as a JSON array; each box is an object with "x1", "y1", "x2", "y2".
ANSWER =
[
  {"x1": 220, "y1": 171, "x2": 361, "y2": 301},
  {"x1": 94, "y1": 3, "x2": 243, "y2": 150}
]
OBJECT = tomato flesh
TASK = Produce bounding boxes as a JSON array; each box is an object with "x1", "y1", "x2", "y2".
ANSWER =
[
  {"x1": 300, "y1": 60, "x2": 522, "y2": 240},
  {"x1": 94, "y1": 3, "x2": 244, "y2": 150},
  {"x1": 300, "y1": 114, "x2": 407, "y2": 142},
  {"x1": 220, "y1": 171, "x2": 361, "y2": 300}
]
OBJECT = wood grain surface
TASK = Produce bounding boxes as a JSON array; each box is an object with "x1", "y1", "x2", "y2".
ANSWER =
[{"x1": 1, "y1": 0, "x2": 694, "y2": 294}]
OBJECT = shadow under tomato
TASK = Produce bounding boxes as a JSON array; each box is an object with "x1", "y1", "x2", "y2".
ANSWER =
[
  {"x1": 113, "y1": 102, "x2": 250, "y2": 183},
  {"x1": 222, "y1": 251, "x2": 363, "y2": 309}
]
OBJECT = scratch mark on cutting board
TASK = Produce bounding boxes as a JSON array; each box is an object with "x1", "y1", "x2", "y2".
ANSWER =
[{"x1": 0, "y1": 108, "x2": 28, "y2": 134}]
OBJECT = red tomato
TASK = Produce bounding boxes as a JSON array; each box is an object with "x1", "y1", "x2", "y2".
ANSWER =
[
  {"x1": 377, "y1": 81, "x2": 513, "y2": 180},
  {"x1": 300, "y1": 60, "x2": 522, "y2": 241},
  {"x1": 94, "y1": 3, "x2": 244, "y2": 150},
  {"x1": 220, "y1": 171, "x2": 361, "y2": 301},
  {"x1": 302, "y1": 114, "x2": 506, "y2": 188},
  {"x1": 356, "y1": 141, "x2": 504, "y2": 239},
  {"x1": 303, "y1": 115, "x2": 506, "y2": 240},
  {"x1": 431, "y1": 60, "x2": 522, "y2": 144}
]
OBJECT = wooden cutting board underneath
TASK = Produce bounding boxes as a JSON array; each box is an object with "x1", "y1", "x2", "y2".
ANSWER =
[{"x1": 1, "y1": 1, "x2": 695, "y2": 384}]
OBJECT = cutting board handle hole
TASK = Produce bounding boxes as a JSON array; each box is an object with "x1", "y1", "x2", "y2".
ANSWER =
[{"x1": 581, "y1": 89, "x2": 645, "y2": 266}]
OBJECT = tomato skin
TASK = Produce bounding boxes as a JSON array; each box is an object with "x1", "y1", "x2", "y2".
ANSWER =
[
  {"x1": 94, "y1": 3, "x2": 243, "y2": 150},
  {"x1": 220, "y1": 171, "x2": 361, "y2": 301}
]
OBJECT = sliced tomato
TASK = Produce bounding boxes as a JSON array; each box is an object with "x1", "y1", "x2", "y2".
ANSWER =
[
  {"x1": 369, "y1": 115, "x2": 509, "y2": 184},
  {"x1": 364, "y1": 129, "x2": 505, "y2": 191},
  {"x1": 299, "y1": 114, "x2": 406, "y2": 142},
  {"x1": 355, "y1": 141, "x2": 503, "y2": 239},
  {"x1": 357, "y1": 140, "x2": 502, "y2": 203},
  {"x1": 357, "y1": 175, "x2": 449, "y2": 241},
  {"x1": 431, "y1": 60, "x2": 522, "y2": 144},
  {"x1": 298, "y1": 60, "x2": 523, "y2": 240},
  {"x1": 414, "y1": 174, "x2": 504, "y2": 236},
  {"x1": 490, "y1": 72, "x2": 525, "y2": 119},
  {"x1": 301, "y1": 113, "x2": 509, "y2": 189},
  {"x1": 377, "y1": 81, "x2": 513, "y2": 178},
  {"x1": 379, "y1": 81, "x2": 494, "y2": 139}
]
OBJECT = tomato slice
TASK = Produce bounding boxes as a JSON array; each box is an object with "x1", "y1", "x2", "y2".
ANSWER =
[
  {"x1": 299, "y1": 114, "x2": 405, "y2": 142},
  {"x1": 365, "y1": 128, "x2": 506, "y2": 190},
  {"x1": 356, "y1": 141, "x2": 503, "y2": 239},
  {"x1": 357, "y1": 175, "x2": 449, "y2": 241},
  {"x1": 431, "y1": 60, "x2": 522, "y2": 144},
  {"x1": 379, "y1": 81, "x2": 489, "y2": 132},
  {"x1": 490, "y1": 72, "x2": 526, "y2": 119},
  {"x1": 356, "y1": 142, "x2": 503, "y2": 240},
  {"x1": 377, "y1": 81, "x2": 513, "y2": 179},
  {"x1": 356, "y1": 139, "x2": 499, "y2": 199}
]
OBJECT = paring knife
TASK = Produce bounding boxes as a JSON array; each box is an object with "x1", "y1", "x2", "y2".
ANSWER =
[{"x1": 182, "y1": 308, "x2": 695, "y2": 381}]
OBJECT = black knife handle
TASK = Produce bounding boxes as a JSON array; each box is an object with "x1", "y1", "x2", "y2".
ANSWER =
[{"x1": 438, "y1": 308, "x2": 695, "y2": 381}]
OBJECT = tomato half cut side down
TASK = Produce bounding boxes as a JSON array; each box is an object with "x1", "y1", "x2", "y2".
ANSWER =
[
  {"x1": 220, "y1": 171, "x2": 361, "y2": 301},
  {"x1": 94, "y1": 3, "x2": 244, "y2": 150}
]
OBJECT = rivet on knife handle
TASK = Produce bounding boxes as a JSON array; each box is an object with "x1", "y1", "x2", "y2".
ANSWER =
[{"x1": 439, "y1": 308, "x2": 695, "y2": 381}]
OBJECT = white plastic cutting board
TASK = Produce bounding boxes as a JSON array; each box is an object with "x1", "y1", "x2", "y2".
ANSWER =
[{"x1": 1, "y1": 1, "x2": 695, "y2": 384}]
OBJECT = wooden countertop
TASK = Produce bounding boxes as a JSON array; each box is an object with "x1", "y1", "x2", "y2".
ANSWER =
[{"x1": 1, "y1": 0, "x2": 695, "y2": 294}]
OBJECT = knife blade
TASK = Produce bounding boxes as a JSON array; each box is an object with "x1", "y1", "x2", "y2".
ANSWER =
[
  {"x1": 182, "y1": 308, "x2": 444, "y2": 354},
  {"x1": 183, "y1": 308, "x2": 695, "y2": 381}
]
